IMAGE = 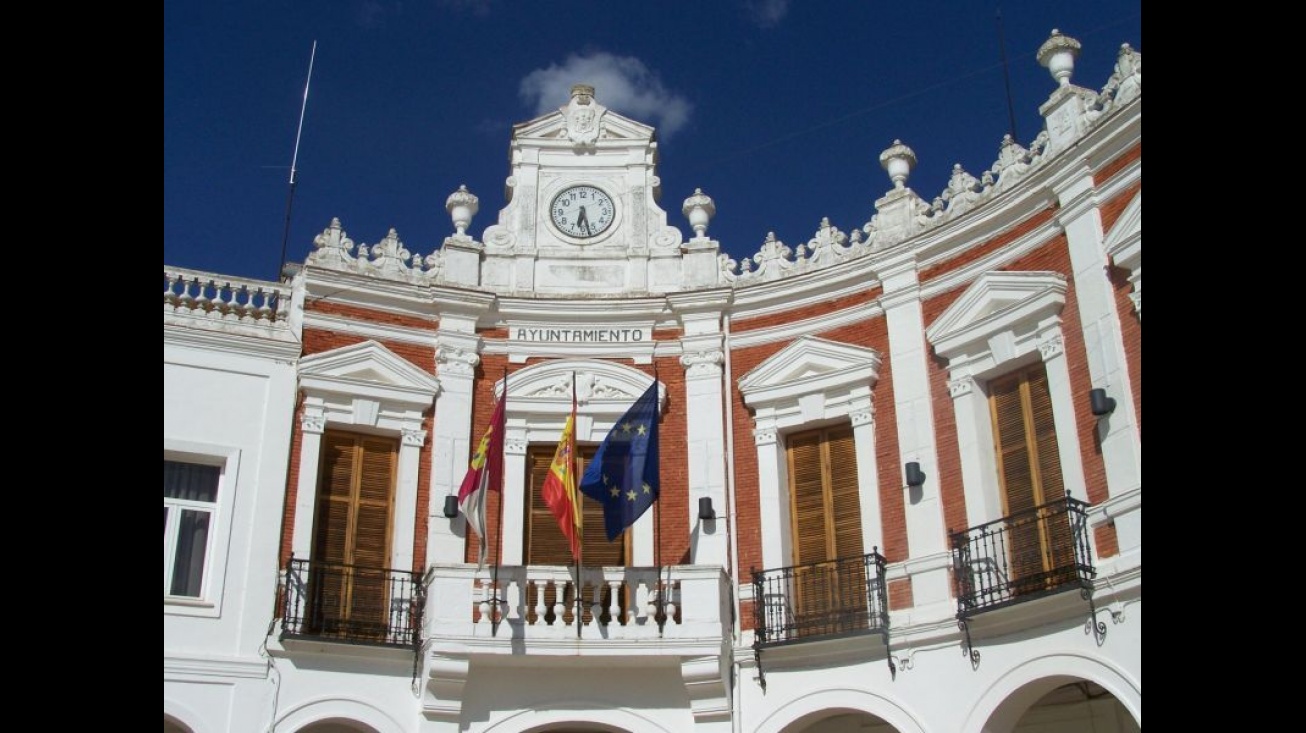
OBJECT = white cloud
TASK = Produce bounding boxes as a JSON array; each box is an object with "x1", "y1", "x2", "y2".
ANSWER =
[
  {"x1": 744, "y1": 0, "x2": 788, "y2": 28},
  {"x1": 519, "y1": 52, "x2": 693, "y2": 140}
]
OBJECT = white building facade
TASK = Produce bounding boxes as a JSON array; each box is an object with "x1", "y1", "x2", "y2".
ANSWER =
[{"x1": 164, "y1": 30, "x2": 1141, "y2": 733}]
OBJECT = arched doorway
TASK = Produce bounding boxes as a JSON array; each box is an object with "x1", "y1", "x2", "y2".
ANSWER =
[{"x1": 782, "y1": 710, "x2": 902, "y2": 733}]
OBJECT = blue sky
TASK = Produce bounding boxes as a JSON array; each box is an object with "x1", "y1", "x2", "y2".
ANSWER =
[{"x1": 164, "y1": 1, "x2": 1141, "y2": 283}]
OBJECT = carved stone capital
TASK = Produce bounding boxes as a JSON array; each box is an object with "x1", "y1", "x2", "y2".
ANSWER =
[
  {"x1": 754, "y1": 429, "x2": 777, "y2": 446},
  {"x1": 301, "y1": 415, "x2": 326, "y2": 434},
  {"x1": 436, "y1": 344, "x2": 480, "y2": 376},
  {"x1": 948, "y1": 376, "x2": 977, "y2": 398},
  {"x1": 504, "y1": 438, "x2": 528, "y2": 456},
  {"x1": 680, "y1": 349, "x2": 724, "y2": 377},
  {"x1": 1129, "y1": 291, "x2": 1141, "y2": 319},
  {"x1": 849, "y1": 408, "x2": 874, "y2": 427},
  {"x1": 1038, "y1": 334, "x2": 1065, "y2": 360},
  {"x1": 402, "y1": 428, "x2": 428, "y2": 447}
]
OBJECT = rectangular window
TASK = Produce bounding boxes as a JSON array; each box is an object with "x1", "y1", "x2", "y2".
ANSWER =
[
  {"x1": 309, "y1": 431, "x2": 398, "y2": 639},
  {"x1": 524, "y1": 444, "x2": 628, "y2": 624},
  {"x1": 785, "y1": 425, "x2": 864, "y2": 637},
  {"x1": 163, "y1": 460, "x2": 222, "y2": 598},
  {"x1": 989, "y1": 362, "x2": 1076, "y2": 595}
]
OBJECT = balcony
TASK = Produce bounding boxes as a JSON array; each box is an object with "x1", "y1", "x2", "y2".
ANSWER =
[
  {"x1": 951, "y1": 496, "x2": 1095, "y2": 617},
  {"x1": 751, "y1": 551, "x2": 890, "y2": 647},
  {"x1": 423, "y1": 563, "x2": 730, "y2": 645},
  {"x1": 281, "y1": 557, "x2": 424, "y2": 648}
]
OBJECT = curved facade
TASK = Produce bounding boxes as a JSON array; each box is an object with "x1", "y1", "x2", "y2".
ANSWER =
[{"x1": 164, "y1": 31, "x2": 1140, "y2": 733}]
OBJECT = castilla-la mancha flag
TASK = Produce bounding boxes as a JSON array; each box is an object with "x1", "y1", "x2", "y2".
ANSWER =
[
  {"x1": 457, "y1": 395, "x2": 506, "y2": 569},
  {"x1": 540, "y1": 391, "x2": 582, "y2": 560}
]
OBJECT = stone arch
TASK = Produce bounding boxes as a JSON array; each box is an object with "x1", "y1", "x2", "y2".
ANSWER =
[
  {"x1": 275, "y1": 697, "x2": 405, "y2": 733},
  {"x1": 163, "y1": 698, "x2": 211, "y2": 733},
  {"x1": 963, "y1": 652, "x2": 1140, "y2": 733},
  {"x1": 753, "y1": 687, "x2": 927, "y2": 733},
  {"x1": 484, "y1": 702, "x2": 673, "y2": 733}
]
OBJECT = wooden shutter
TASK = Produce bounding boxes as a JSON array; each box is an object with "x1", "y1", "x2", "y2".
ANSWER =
[
  {"x1": 311, "y1": 431, "x2": 397, "y2": 636},
  {"x1": 526, "y1": 445, "x2": 626, "y2": 567},
  {"x1": 989, "y1": 363, "x2": 1071, "y2": 594},
  {"x1": 786, "y1": 425, "x2": 865, "y2": 638}
]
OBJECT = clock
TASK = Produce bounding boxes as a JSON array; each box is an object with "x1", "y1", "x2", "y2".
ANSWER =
[{"x1": 550, "y1": 185, "x2": 615, "y2": 240}]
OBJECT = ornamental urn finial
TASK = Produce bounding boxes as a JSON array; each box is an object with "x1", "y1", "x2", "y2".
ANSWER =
[
  {"x1": 879, "y1": 140, "x2": 917, "y2": 189},
  {"x1": 1037, "y1": 29, "x2": 1082, "y2": 87},
  {"x1": 682, "y1": 188, "x2": 716, "y2": 239},
  {"x1": 445, "y1": 184, "x2": 479, "y2": 235}
]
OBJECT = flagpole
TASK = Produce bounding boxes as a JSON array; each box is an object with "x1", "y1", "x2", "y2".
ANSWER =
[
  {"x1": 572, "y1": 372, "x2": 583, "y2": 639},
  {"x1": 652, "y1": 363, "x2": 665, "y2": 634},
  {"x1": 491, "y1": 366, "x2": 507, "y2": 636}
]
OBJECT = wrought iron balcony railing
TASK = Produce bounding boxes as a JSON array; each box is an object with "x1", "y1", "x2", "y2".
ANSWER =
[
  {"x1": 751, "y1": 550, "x2": 889, "y2": 647},
  {"x1": 281, "y1": 557, "x2": 424, "y2": 648},
  {"x1": 951, "y1": 496, "x2": 1095, "y2": 619}
]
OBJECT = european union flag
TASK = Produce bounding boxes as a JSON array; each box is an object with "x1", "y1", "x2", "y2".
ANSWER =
[{"x1": 579, "y1": 381, "x2": 660, "y2": 541}]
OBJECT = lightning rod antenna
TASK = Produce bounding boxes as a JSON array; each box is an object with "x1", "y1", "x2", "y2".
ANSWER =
[{"x1": 278, "y1": 40, "x2": 316, "y2": 280}]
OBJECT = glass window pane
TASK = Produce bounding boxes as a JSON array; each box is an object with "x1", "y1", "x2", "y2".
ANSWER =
[
  {"x1": 164, "y1": 460, "x2": 220, "y2": 502},
  {"x1": 170, "y1": 509, "x2": 211, "y2": 596}
]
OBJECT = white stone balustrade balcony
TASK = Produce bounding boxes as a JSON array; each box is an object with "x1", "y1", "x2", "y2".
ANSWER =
[
  {"x1": 424, "y1": 563, "x2": 731, "y2": 649},
  {"x1": 164, "y1": 267, "x2": 292, "y2": 329}
]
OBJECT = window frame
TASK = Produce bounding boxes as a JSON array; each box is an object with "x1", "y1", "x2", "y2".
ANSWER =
[{"x1": 164, "y1": 439, "x2": 241, "y2": 617}]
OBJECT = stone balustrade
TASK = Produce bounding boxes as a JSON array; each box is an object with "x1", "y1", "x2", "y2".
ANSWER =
[
  {"x1": 164, "y1": 267, "x2": 291, "y2": 328},
  {"x1": 424, "y1": 563, "x2": 731, "y2": 644}
]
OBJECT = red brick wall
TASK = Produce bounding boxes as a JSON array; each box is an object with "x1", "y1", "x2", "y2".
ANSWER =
[
  {"x1": 922, "y1": 286, "x2": 970, "y2": 539},
  {"x1": 302, "y1": 328, "x2": 435, "y2": 373},
  {"x1": 888, "y1": 578, "x2": 914, "y2": 611},
  {"x1": 653, "y1": 357, "x2": 690, "y2": 565},
  {"x1": 1095, "y1": 143, "x2": 1141, "y2": 189},
  {"x1": 920, "y1": 206, "x2": 1059, "y2": 281},
  {"x1": 731, "y1": 289, "x2": 878, "y2": 334},
  {"x1": 280, "y1": 395, "x2": 307, "y2": 568},
  {"x1": 1094, "y1": 524, "x2": 1120, "y2": 560},
  {"x1": 306, "y1": 300, "x2": 437, "y2": 331},
  {"x1": 1110, "y1": 263, "x2": 1141, "y2": 438}
]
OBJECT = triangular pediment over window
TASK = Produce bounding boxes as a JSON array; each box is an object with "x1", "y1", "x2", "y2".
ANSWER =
[
  {"x1": 739, "y1": 336, "x2": 881, "y2": 410},
  {"x1": 299, "y1": 340, "x2": 440, "y2": 407},
  {"x1": 926, "y1": 271, "x2": 1066, "y2": 363}
]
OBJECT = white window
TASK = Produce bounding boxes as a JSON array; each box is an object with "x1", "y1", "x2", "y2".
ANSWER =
[{"x1": 163, "y1": 459, "x2": 222, "y2": 598}]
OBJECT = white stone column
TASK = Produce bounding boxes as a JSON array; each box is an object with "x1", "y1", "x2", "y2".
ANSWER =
[
  {"x1": 948, "y1": 376, "x2": 1003, "y2": 528},
  {"x1": 501, "y1": 434, "x2": 529, "y2": 566},
  {"x1": 426, "y1": 332, "x2": 481, "y2": 565},
  {"x1": 1038, "y1": 331, "x2": 1089, "y2": 503},
  {"x1": 393, "y1": 427, "x2": 426, "y2": 571},
  {"x1": 667, "y1": 290, "x2": 733, "y2": 569},
  {"x1": 291, "y1": 410, "x2": 325, "y2": 560},
  {"x1": 1054, "y1": 167, "x2": 1142, "y2": 554},
  {"x1": 849, "y1": 405, "x2": 884, "y2": 554},
  {"x1": 752, "y1": 427, "x2": 787, "y2": 573},
  {"x1": 879, "y1": 253, "x2": 951, "y2": 609},
  {"x1": 681, "y1": 345, "x2": 728, "y2": 567}
]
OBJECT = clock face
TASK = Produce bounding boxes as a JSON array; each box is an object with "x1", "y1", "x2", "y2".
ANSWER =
[{"x1": 550, "y1": 185, "x2": 615, "y2": 239}]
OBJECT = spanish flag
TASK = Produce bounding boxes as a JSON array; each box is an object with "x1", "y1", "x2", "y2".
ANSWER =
[{"x1": 541, "y1": 390, "x2": 582, "y2": 560}]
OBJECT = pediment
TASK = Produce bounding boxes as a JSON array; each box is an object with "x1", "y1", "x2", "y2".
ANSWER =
[
  {"x1": 739, "y1": 336, "x2": 881, "y2": 407},
  {"x1": 926, "y1": 271, "x2": 1066, "y2": 360},
  {"x1": 503, "y1": 358, "x2": 662, "y2": 407},
  {"x1": 1104, "y1": 192, "x2": 1141, "y2": 269},
  {"x1": 299, "y1": 340, "x2": 440, "y2": 400},
  {"x1": 512, "y1": 106, "x2": 655, "y2": 144}
]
